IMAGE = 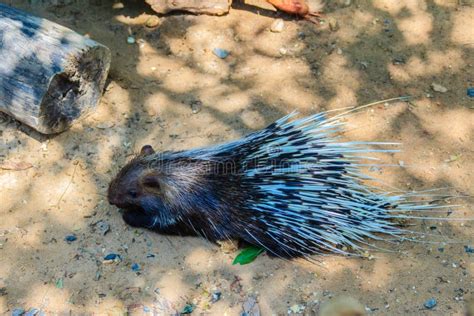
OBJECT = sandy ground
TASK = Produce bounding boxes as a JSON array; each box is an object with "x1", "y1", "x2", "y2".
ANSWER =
[{"x1": 0, "y1": 0, "x2": 473, "y2": 315}]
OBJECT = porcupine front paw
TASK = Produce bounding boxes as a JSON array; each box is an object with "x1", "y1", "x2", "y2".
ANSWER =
[{"x1": 122, "y1": 210, "x2": 200, "y2": 237}]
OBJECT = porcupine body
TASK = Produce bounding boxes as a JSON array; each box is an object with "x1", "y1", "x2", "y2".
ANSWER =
[{"x1": 108, "y1": 112, "x2": 443, "y2": 258}]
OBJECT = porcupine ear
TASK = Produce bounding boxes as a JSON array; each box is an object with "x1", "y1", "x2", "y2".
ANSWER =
[
  {"x1": 140, "y1": 145, "x2": 155, "y2": 156},
  {"x1": 141, "y1": 172, "x2": 161, "y2": 191}
]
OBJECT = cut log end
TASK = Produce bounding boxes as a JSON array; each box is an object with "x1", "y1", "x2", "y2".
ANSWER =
[
  {"x1": 39, "y1": 45, "x2": 111, "y2": 134},
  {"x1": 0, "y1": 3, "x2": 112, "y2": 134},
  {"x1": 146, "y1": 0, "x2": 232, "y2": 15}
]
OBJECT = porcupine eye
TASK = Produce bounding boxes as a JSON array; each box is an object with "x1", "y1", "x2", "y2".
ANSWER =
[{"x1": 128, "y1": 189, "x2": 138, "y2": 198}]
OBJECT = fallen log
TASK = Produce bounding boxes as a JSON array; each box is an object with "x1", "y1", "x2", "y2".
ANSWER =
[
  {"x1": 0, "y1": 3, "x2": 111, "y2": 134},
  {"x1": 145, "y1": 0, "x2": 232, "y2": 15}
]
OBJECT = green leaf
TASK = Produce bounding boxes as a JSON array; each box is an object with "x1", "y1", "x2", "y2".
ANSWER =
[
  {"x1": 55, "y1": 278, "x2": 63, "y2": 289},
  {"x1": 232, "y1": 246, "x2": 264, "y2": 265}
]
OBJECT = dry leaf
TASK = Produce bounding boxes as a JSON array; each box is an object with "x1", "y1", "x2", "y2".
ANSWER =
[{"x1": 0, "y1": 161, "x2": 33, "y2": 170}]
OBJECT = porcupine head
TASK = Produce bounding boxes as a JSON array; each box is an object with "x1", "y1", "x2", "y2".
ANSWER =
[{"x1": 107, "y1": 144, "x2": 239, "y2": 241}]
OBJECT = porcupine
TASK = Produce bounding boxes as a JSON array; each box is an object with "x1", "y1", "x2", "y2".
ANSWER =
[{"x1": 108, "y1": 111, "x2": 451, "y2": 258}]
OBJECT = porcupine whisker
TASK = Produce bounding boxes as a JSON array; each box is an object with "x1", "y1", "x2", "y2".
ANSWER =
[
  {"x1": 207, "y1": 218, "x2": 220, "y2": 239},
  {"x1": 187, "y1": 219, "x2": 202, "y2": 238},
  {"x1": 148, "y1": 216, "x2": 159, "y2": 229},
  {"x1": 266, "y1": 231, "x2": 300, "y2": 257}
]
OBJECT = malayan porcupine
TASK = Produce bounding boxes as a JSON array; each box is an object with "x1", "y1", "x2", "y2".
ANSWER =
[{"x1": 108, "y1": 112, "x2": 453, "y2": 258}]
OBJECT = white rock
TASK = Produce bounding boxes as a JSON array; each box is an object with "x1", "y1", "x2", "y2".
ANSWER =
[
  {"x1": 112, "y1": 2, "x2": 124, "y2": 9},
  {"x1": 270, "y1": 19, "x2": 285, "y2": 33},
  {"x1": 279, "y1": 47, "x2": 288, "y2": 55},
  {"x1": 431, "y1": 83, "x2": 448, "y2": 93}
]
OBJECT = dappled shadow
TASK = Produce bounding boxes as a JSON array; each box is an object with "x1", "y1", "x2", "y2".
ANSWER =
[{"x1": 0, "y1": 0, "x2": 473, "y2": 314}]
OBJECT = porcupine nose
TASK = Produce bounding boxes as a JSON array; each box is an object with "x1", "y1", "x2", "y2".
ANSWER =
[{"x1": 107, "y1": 186, "x2": 119, "y2": 206}]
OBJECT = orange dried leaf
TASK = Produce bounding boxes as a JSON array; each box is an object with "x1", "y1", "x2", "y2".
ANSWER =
[{"x1": 0, "y1": 161, "x2": 33, "y2": 170}]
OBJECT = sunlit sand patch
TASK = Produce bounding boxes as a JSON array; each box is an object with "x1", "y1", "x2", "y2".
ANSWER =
[
  {"x1": 0, "y1": 172, "x2": 20, "y2": 191},
  {"x1": 388, "y1": 49, "x2": 463, "y2": 82},
  {"x1": 433, "y1": 0, "x2": 458, "y2": 7},
  {"x1": 451, "y1": 7, "x2": 474, "y2": 45},
  {"x1": 416, "y1": 107, "x2": 474, "y2": 145},
  {"x1": 163, "y1": 67, "x2": 222, "y2": 93},
  {"x1": 372, "y1": 0, "x2": 407, "y2": 15},
  {"x1": 341, "y1": 102, "x2": 409, "y2": 141},
  {"x1": 200, "y1": 88, "x2": 251, "y2": 113},
  {"x1": 373, "y1": 0, "x2": 433, "y2": 45},
  {"x1": 184, "y1": 248, "x2": 220, "y2": 272},
  {"x1": 144, "y1": 92, "x2": 178, "y2": 116},
  {"x1": 252, "y1": 27, "x2": 303, "y2": 58},
  {"x1": 233, "y1": 55, "x2": 319, "y2": 109},
  {"x1": 337, "y1": 10, "x2": 377, "y2": 43},
  {"x1": 322, "y1": 54, "x2": 361, "y2": 110},
  {"x1": 94, "y1": 134, "x2": 124, "y2": 173},
  {"x1": 155, "y1": 272, "x2": 191, "y2": 302},
  {"x1": 397, "y1": 10, "x2": 433, "y2": 45},
  {"x1": 357, "y1": 256, "x2": 394, "y2": 290},
  {"x1": 135, "y1": 53, "x2": 186, "y2": 79},
  {"x1": 12, "y1": 283, "x2": 71, "y2": 312},
  {"x1": 100, "y1": 83, "x2": 132, "y2": 115}
]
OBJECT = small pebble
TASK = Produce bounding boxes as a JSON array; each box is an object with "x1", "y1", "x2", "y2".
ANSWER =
[
  {"x1": 96, "y1": 220, "x2": 110, "y2": 236},
  {"x1": 12, "y1": 308, "x2": 25, "y2": 316},
  {"x1": 112, "y1": 2, "x2": 124, "y2": 9},
  {"x1": 190, "y1": 100, "x2": 202, "y2": 114},
  {"x1": 464, "y1": 245, "x2": 474, "y2": 253},
  {"x1": 104, "y1": 253, "x2": 122, "y2": 262},
  {"x1": 64, "y1": 234, "x2": 77, "y2": 243},
  {"x1": 24, "y1": 308, "x2": 40, "y2": 316},
  {"x1": 270, "y1": 19, "x2": 285, "y2": 33},
  {"x1": 289, "y1": 304, "x2": 305, "y2": 313},
  {"x1": 431, "y1": 83, "x2": 448, "y2": 93},
  {"x1": 242, "y1": 296, "x2": 260, "y2": 316},
  {"x1": 342, "y1": 0, "x2": 352, "y2": 6},
  {"x1": 213, "y1": 48, "x2": 229, "y2": 59},
  {"x1": 131, "y1": 263, "x2": 141, "y2": 272},
  {"x1": 211, "y1": 291, "x2": 222, "y2": 303},
  {"x1": 328, "y1": 18, "x2": 339, "y2": 31},
  {"x1": 181, "y1": 303, "x2": 195, "y2": 314},
  {"x1": 137, "y1": 38, "x2": 146, "y2": 48},
  {"x1": 424, "y1": 298, "x2": 437, "y2": 309},
  {"x1": 467, "y1": 88, "x2": 474, "y2": 97},
  {"x1": 127, "y1": 36, "x2": 136, "y2": 44},
  {"x1": 96, "y1": 122, "x2": 114, "y2": 129},
  {"x1": 392, "y1": 57, "x2": 406, "y2": 65},
  {"x1": 145, "y1": 16, "x2": 160, "y2": 28}
]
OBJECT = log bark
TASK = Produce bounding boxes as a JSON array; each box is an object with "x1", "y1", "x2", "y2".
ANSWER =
[
  {"x1": 145, "y1": 0, "x2": 232, "y2": 15},
  {"x1": 0, "y1": 3, "x2": 111, "y2": 134}
]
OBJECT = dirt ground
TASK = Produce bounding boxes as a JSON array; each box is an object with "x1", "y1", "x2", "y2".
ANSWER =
[{"x1": 0, "y1": 0, "x2": 473, "y2": 315}]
